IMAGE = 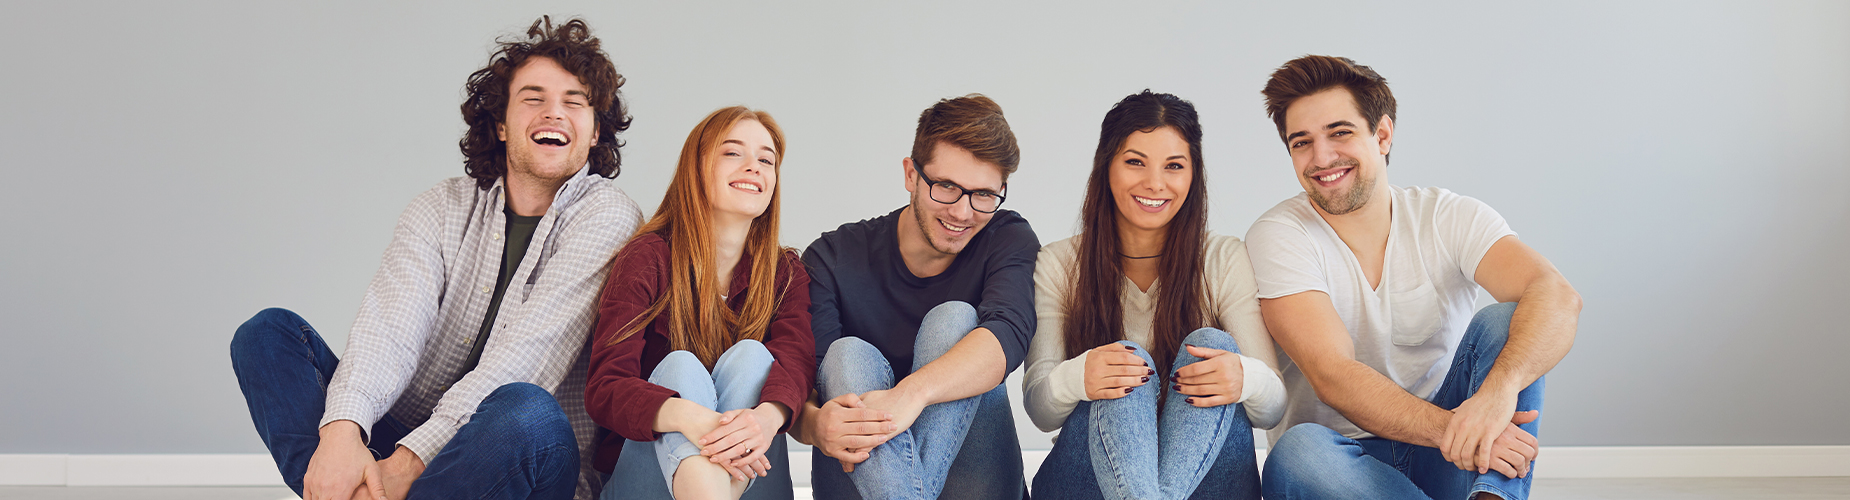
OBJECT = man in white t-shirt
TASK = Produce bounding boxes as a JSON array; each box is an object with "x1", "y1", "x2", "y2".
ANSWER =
[{"x1": 1245, "y1": 55, "x2": 1582, "y2": 500}]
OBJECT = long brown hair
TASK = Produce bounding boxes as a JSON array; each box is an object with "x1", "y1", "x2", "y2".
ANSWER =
[
  {"x1": 606, "y1": 106, "x2": 791, "y2": 367},
  {"x1": 1063, "y1": 91, "x2": 1216, "y2": 377}
]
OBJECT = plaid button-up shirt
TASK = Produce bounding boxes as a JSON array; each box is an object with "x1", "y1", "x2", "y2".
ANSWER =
[{"x1": 321, "y1": 165, "x2": 641, "y2": 499}]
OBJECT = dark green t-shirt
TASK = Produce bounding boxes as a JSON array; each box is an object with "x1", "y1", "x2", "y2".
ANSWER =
[{"x1": 462, "y1": 206, "x2": 544, "y2": 372}]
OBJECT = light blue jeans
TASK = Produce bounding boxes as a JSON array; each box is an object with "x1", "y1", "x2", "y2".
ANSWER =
[
  {"x1": 1262, "y1": 302, "x2": 1544, "y2": 500},
  {"x1": 1032, "y1": 328, "x2": 1260, "y2": 500},
  {"x1": 603, "y1": 339, "x2": 793, "y2": 500},
  {"x1": 810, "y1": 301, "x2": 1027, "y2": 500}
]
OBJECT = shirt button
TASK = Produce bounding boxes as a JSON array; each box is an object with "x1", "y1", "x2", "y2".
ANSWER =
[
  {"x1": 493, "y1": 232, "x2": 502, "y2": 241},
  {"x1": 463, "y1": 337, "x2": 472, "y2": 345},
  {"x1": 481, "y1": 286, "x2": 491, "y2": 294},
  {"x1": 438, "y1": 384, "x2": 448, "y2": 392}
]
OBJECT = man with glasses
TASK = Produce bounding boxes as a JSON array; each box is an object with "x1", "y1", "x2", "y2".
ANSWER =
[{"x1": 790, "y1": 94, "x2": 1039, "y2": 499}]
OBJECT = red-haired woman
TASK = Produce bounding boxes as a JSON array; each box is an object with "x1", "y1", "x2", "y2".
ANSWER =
[{"x1": 585, "y1": 107, "x2": 811, "y2": 500}]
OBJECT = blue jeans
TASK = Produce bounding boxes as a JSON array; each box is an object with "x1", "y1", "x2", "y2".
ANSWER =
[
  {"x1": 810, "y1": 301, "x2": 1028, "y2": 500},
  {"x1": 1033, "y1": 328, "x2": 1261, "y2": 500},
  {"x1": 1262, "y1": 302, "x2": 1545, "y2": 500},
  {"x1": 602, "y1": 340, "x2": 794, "y2": 500},
  {"x1": 230, "y1": 308, "x2": 581, "y2": 500}
]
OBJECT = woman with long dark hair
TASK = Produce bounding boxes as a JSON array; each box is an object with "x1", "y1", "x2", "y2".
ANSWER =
[
  {"x1": 585, "y1": 106, "x2": 811, "y2": 500},
  {"x1": 1023, "y1": 91, "x2": 1286, "y2": 499}
]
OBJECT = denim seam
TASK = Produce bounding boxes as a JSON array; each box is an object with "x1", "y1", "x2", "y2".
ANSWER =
[{"x1": 1091, "y1": 405, "x2": 1139, "y2": 500}]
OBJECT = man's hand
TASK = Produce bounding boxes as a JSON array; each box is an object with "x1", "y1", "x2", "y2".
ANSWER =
[
  {"x1": 1442, "y1": 390, "x2": 1527, "y2": 472},
  {"x1": 698, "y1": 403, "x2": 786, "y2": 482},
  {"x1": 1483, "y1": 413, "x2": 1540, "y2": 479},
  {"x1": 371, "y1": 446, "x2": 423, "y2": 500},
  {"x1": 303, "y1": 421, "x2": 386, "y2": 500},
  {"x1": 1083, "y1": 343, "x2": 1152, "y2": 400},
  {"x1": 856, "y1": 385, "x2": 926, "y2": 442},
  {"x1": 806, "y1": 393, "x2": 895, "y2": 472},
  {"x1": 1172, "y1": 345, "x2": 1245, "y2": 407}
]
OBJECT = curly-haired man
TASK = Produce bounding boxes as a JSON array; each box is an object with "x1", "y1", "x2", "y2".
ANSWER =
[{"x1": 230, "y1": 16, "x2": 642, "y2": 500}]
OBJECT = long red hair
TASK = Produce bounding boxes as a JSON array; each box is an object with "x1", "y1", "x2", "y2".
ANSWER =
[{"x1": 606, "y1": 106, "x2": 792, "y2": 367}]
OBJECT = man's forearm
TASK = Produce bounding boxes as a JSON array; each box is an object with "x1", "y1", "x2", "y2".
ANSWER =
[
  {"x1": 788, "y1": 392, "x2": 824, "y2": 445},
  {"x1": 1312, "y1": 358, "x2": 1452, "y2": 447},
  {"x1": 897, "y1": 327, "x2": 1007, "y2": 405},
  {"x1": 1483, "y1": 274, "x2": 1580, "y2": 397}
]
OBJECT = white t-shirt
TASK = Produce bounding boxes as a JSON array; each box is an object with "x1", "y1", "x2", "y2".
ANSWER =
[
  {"x1": 1244, "y1": 185, "x2": 1514, "y2": 443},
  {"x1": 1022, "y1": 233, "x2": 1287, "y2": 434}
]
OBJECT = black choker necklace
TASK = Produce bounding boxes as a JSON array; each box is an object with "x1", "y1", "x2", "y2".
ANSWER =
[{"x1": 1119, "y1": 253, "x2": 1161, "y2": 260}]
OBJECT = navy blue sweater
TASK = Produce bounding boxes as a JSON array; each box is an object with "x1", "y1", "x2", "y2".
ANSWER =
[{"x1": 803, "y1": 207, "x2": 1039, "y2": 378}]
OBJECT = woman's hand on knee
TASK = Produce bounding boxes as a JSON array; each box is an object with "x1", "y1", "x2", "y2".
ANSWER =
[
  {"x1": 699, "y1": 404, "x2": 786, "y2": 480},
  {"x1": 1084, "y1": 343, "x2": 1152, "y2": 400},
  {"x1": 1173, "y1": 345, "x2": 1244, "y2": 407}
]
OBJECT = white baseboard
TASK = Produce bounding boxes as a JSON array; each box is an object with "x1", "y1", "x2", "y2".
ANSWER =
[
  {"x1": 2, "y1": 446, "x2": 1845, "y2": 487},
  {"x1": 0, "y1": 454, "x2": 284, "y2": 487}
]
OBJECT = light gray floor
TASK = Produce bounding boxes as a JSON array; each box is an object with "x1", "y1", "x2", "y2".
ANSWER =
[{"x1": 1, "y1": 478, "x2": 1846, "y2": 500}]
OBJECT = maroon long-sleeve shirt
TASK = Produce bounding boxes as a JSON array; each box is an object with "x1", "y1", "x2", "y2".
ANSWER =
[{"x1": 583, "y1": 232, "x2": 815, "y2": 473}]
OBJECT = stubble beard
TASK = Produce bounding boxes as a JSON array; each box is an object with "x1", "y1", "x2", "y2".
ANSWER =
[
  {"x1": 1307, "y1": 162, "x2": 1376, "y2": 216},
  {"x1": 507, "y1": 141, "x2": 587, "y2": 187},
  {"x1": 910, "y1": 191, "x2": 959, "y2": 256}
]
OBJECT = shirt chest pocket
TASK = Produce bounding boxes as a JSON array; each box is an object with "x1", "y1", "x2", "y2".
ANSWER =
[{"x1": 1388, "y1": 281, "x2": 1443, "y2": 346}]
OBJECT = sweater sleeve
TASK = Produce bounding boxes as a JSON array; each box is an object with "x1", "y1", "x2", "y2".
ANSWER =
[
  {"x1": 802, "y1": 237, "x2": 844, "y2": 368},
  {"x1": 974, "y1": 216, "x2": 1041, "y2": 374},
  {"x1": 1023, "y1": 240, "x2": 1091, "y2": 432},
  {"x1": 756, "y1": 251, "x2": 816, "y2": 432},
  {"x1": 584, "y1": 236, "x2": 680, "y2": 443},
  {"x1": 1210, "y1": 235, "x2": 1288, "y2": 430}
]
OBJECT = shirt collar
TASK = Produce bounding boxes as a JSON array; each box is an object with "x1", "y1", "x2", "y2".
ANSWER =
[{"x1": 489, "y1": 162, "x2": 596, "y2": 215}]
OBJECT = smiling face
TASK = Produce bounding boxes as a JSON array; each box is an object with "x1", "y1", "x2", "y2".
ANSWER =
[
  {"x1": 1282, "y1": 87, "x2": 1393, "y2": 216},
  {"x1": 904, "y1": 141, "x2": 1005, "y2": 257},
  {"x1": 497, "y1": 56, "x2": 597, "y2": 185},
  {"x1": 1109, "y1": 126, "x2": 1193, "y2": 239},
  {"x1": 705, "y1": 119, "x2": 779, "y2": 223}
]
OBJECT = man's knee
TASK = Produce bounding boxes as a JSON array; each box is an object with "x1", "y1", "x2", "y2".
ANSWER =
[
  {"x1": 1182, "y1": 327, "x2": 1240, "y2": 355},
  {"x1": 820, "y1": 337, "x2": 881, "y2": 377},
  {"x1": 916, "y1": 301, "x2": 978, "y2": 357},
  {"x1": 231, "y1": 307, "x2": 307, "y2": 361},
  {"x1": 476, "y1": 383, "x2": 574, "y2": 448},
  {"x1": 818, "y1": 336, "x2": 889, "y2": 399},
  {"x1": 1263, "y1": 424, "x2": 1347, "y2": 490},
  {"x1": 1471, "y1": 303, "x2": 1518, "y2": 339},
  {"x1": 1267, "y1": 424, "x2": 1344, "y2": 465}
]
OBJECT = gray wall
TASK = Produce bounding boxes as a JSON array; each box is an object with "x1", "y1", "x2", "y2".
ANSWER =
[{"x1": 1, "y1": 1, "x2": 1844, "y2": 453}]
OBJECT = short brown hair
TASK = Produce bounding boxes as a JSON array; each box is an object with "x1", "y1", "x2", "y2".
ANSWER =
[
  {"x1": 459, "y1": 16, "x2": 632, "y2": 190},
  {"x1": 910, "y1": 94, "x2": 1021, "y2": 181},
  {"x1": 1261, "y1": 55, "x2": 1396, "y2": 153}
]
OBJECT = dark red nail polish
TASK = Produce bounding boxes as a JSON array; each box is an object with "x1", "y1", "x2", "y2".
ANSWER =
[
  {"x1": 1124, "y1": 387, "x2": 1134, "y2": 394},
  {"x1": 1147, "y1": 369, "x2": 1155, "y2": 375},
  {"x1": 1141, "y1": 376, "x2": 1149, "y2": 383},
  {"x1": 1186, "y1": 397, "x2": 1196, "y2": 404}
]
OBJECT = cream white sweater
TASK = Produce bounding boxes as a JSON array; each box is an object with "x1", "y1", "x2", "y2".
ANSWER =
[{"x1": 1023, "y1": 234, "x2": 1287, "y2": 433}]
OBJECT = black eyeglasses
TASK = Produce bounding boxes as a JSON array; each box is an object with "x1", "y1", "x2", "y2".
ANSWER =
[{"x1": 912, "y1": 162, "x2": 1006, "y2": 214}]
